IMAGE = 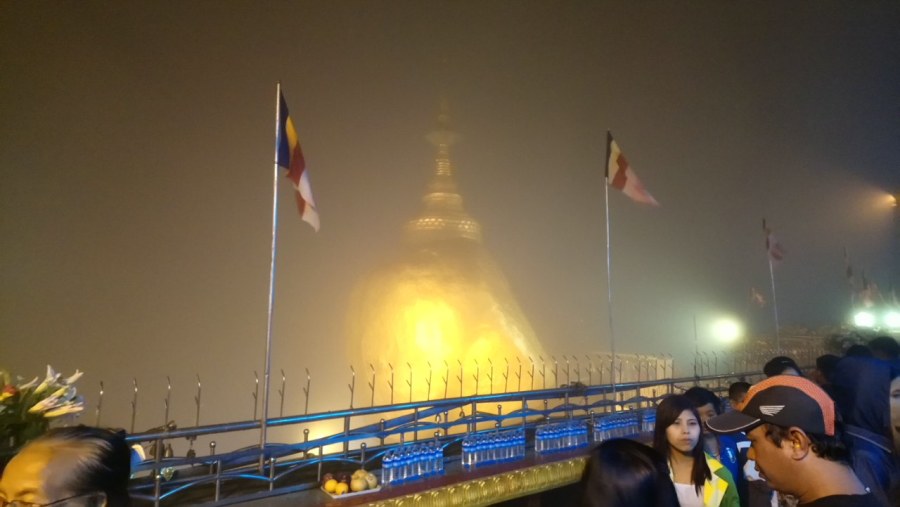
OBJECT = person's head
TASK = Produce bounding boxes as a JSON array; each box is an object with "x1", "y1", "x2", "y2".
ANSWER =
[
  {"x1": 869, "y1": 336, "x2": 900, "y2": 361},
  {"x1": 763, "y1": 356, "x2": 801, "y2": 377},
  {"x1": 810, "y1": 354, "x2": 840, "y2": 387},
  {"x1": 683, "y1": 386, "x2": 722, "y2": 423},
  {"x1": 0, "y1": 426, "x2": 131, "y2": 507},
  {"x1": 652, "y1": 395, "x2": 710, "y2": 493},
  {"x1": 707, "y1": 376, "x2": 851, "y2": 498},
  {"x1": 727, "y1": 381, "x2": 751, "y2": 408},
  {"x1": 829, "y1": 355, "x2": 893, "y2": 438},
  {"x1": 581, "y1": 439, "x2": 679, "y2": 507},
  {"x1": 845, "y1": 344, "x2": 872, "y2": 357}
]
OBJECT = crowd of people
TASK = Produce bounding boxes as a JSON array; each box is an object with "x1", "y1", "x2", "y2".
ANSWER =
[
  {"x1": 581, "y1": 337, "x2": 900, "y2": 507},
  {"x1": 1, "y1": 338, "x2": 898, "y2": 507}
]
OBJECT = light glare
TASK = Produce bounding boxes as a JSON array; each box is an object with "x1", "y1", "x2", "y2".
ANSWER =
[
  {"x1": 885, "y1": 311, "x2": 900, "y2": 329},
  {"x1": 854, "y1": 311, "x2": 876, "y2": 328},
  {"x1": 711, "y1": 318, "x2": 742, "y2": 343}
]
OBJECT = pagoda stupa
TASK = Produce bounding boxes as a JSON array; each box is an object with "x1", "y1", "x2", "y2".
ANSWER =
[{"x1": 345, "y1": 105, "x2": 545, "y2": 402}]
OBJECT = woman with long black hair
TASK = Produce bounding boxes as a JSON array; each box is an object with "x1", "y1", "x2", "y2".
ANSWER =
[{"x1": 653, "y1": 395, "x2": 739, "y2": 507}]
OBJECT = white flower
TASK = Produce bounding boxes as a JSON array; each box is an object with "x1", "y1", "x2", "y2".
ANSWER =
[
  {"x1": 63, "y1": 370, "x2": 83, "y2": 385},
  {"x1": 18, "y1": 376, "x2": 40, "y2": 390},
  {"x1": 34, "y1": 365, "x2": 61, "y2": 395},
  {"x1": 28, "y1": 387, "x2": 76, "y2": 414},
  {"x1": 43, "y1": 401, "x2": 84, "y2": 418}
]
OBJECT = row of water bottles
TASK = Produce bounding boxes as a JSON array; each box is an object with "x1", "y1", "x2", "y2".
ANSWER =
[
  {"x1": 460, "y1": 429, "x2": 526, "y2": 468},
  {"x1": 534, "y1": 421, "x2": 589, "y2": 454},
  {"x1": 380, "y1": 442, "x2": 444, "y2": 485},
  {"x1": 592, "y1": 409, "x2": 655, "y2": 442},
  {"x1": 640, "y1": 407, "x2": 656, "y2": 433}
]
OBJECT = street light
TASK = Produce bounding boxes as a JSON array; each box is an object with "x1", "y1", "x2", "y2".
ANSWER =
[
  {"x1": 853, "y1": 311, "x2": 876, "y2": 328},
  {"x1": 711, "y1": 317, "x2": 743, "y2": 344},
  {"x1": 884, "y1": 311, "x2": 900, "y2": 330}
]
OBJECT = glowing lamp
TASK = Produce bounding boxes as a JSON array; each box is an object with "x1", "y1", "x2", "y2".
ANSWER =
[
  {"x1": 884, "y1": 311, "x2": 900, "y2": 330},
  {"x1": 711, "y1": 318, "x2": 742, "y2": 344},
  {"x1": 853, "y1": 311, "x2": 876, "y2": 328}
]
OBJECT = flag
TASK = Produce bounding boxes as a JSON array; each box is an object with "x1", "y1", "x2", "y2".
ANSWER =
[
  {"x1": 605, "y1": 132, "x2": 659, "y2": 206},
  {"x1": 843, "y1": 247, "x2": 854, "y2": 288},
  {"x1": 276, "y1": 89, "x2": 320, "y2": 231},
  {"x1": 762, "y1": 219, "x2": 784, "y2": 262},
  {"x1": 750, "y1": 287, "x2": 766, "y2": 308}
]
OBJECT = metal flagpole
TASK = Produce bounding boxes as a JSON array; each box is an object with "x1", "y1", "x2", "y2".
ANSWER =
[
  {"x1": 603, "y1": 132, "x2": 617, "y2": 407},
  {"x1": 259, "y1": 82, "x2": 283, "y2": 467},
  {"x1": 692, "y1": 314, "x2": 699, "y2": 380},
  {"x1": 768, "y1": 256, "x2": 781, "y2": 353}
]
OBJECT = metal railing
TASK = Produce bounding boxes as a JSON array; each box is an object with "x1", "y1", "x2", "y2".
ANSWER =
[{"x1": 125, "y1": 368, "x2": 766, "y2": 506}]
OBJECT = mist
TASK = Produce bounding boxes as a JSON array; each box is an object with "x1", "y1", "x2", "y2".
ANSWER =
[{"x1": 2, "y1": 2, "x2": 898, "y2": 444}]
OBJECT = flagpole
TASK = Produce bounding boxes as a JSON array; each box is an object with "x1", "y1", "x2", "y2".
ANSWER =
[
  {"x1": 767, "y1": 257, "x2": 781, "y2": 353},
  {"x1": 692, "y1": 314, "x2": 699, "y2": 381},
  {"x1": 259, "y1": 81, "x2": 282, "y2": 467},
  {"x1": 603, "y1": 132, "x2": 617, "y2": 408}
]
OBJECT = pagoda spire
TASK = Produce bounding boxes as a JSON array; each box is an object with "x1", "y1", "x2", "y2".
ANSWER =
[{"x1": 405, "y1": 103, "x2": 482, "y2": 243}]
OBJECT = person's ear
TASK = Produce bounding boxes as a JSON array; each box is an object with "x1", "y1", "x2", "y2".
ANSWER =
[{"x1": 787, "y1": 427, "x2": 810, "y2": 460}]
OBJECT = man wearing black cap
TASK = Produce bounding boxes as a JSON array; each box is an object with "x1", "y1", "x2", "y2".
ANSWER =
[
  {"x1": 707, "y1": 376, "x2": 881, "y2": 506},
  {"x1": 762, "y1": 356, "x2": 801, "y2": 377}
]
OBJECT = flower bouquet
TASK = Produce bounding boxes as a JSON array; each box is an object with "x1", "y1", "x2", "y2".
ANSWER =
[{"x1": 1, "y1": 365, "x2": 85, "y2": 453}]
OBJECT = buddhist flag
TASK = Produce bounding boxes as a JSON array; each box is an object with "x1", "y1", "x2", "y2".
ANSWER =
[
  {"x1": 843, "y1": 247, "x2": 854, "y2": 288},
  {"x1": 750, "y1": 287, "x2": 766, "y2": 308},
  {"x1": 762, "y1": 219, "x2": 784, "y2": 262},
  {"x1": 605, "y1": 132, "x2": 659, "y2": 206},
  {"x1": 276, "y1": 89, "x2": 320, "y2": 231}
]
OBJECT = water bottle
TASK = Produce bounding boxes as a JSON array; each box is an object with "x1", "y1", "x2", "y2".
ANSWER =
[
  {"x1": 427, "y1": 444, "x2": 435, "y2": 476},
  {"x1": 382, "y1": 452, "x2": 394, "y2": 485},
  {"x1": 397, "y1": 447, "x2": 409, "y2": 483},
  {"x1": 488, "y1": 434, "x2": 499, "y2": 464},
  {"x1": 434, "y1": 443, "x2": 444, "y2": 474}
]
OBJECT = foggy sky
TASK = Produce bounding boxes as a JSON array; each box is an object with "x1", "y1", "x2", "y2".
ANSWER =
[{"x1": 2, "y1": 1, "x2": 899, "y2": 436}]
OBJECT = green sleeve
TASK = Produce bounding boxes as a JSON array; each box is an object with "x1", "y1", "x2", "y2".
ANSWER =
[{"x1": 716, "y1": 466, "x2": 740, "y2": 507}]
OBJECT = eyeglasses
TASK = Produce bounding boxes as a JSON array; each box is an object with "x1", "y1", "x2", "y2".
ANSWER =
[{"x1": 1, "y1": 492, "x2": 106, "y2": 507}]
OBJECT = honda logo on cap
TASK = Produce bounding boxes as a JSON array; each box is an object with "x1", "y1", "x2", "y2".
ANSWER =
[{"x1": 759, "y1": 405, "x2": 785, "y2": 416}]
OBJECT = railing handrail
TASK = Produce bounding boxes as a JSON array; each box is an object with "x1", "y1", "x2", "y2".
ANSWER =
[{"x1": 125, "y1": 371, "x2": 758, "y2": 443}]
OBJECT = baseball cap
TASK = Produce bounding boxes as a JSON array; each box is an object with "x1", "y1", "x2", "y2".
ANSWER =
[{"x1": 706, "y1": 375, "x2": 836, "y2": 436}]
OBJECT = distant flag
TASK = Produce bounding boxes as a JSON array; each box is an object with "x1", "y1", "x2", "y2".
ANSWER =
[
  {"x1": 762, "y1": 219, "x2": 785, "y2": 263},
  {"x1": 750, "y1": 287, "x2": 766, "y2": 308},
  {"x1": 843, "y1": 247, "x2": 854, "y2": 288},
  {"x1": 605, "y1": 132, "x2": 660, "y2": 206},
  {"x1": 276, "y1": 89, "x2": 320, "y2": 231}
]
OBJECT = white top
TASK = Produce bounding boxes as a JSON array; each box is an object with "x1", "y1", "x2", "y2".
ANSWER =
[{"x1": 673, "y1": 482, "x2": 704, "y2": 507}]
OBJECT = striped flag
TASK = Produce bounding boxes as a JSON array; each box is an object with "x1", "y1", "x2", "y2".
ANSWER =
[
  {"x1": 762, "y1": 219, "x2": 784, "y2": 263},
  {"x1": 277, "y1": 89, "x2": 320, "y2": 231},
  {"x1": 750, "y1": 287, "x2": 766, "y2": 307},
  {"x1": 605, "y1": 132, "x2": 659, "y2": 206},
  {"x1": 843, "y1": 248, "x2": 854, "y2": 288}
]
